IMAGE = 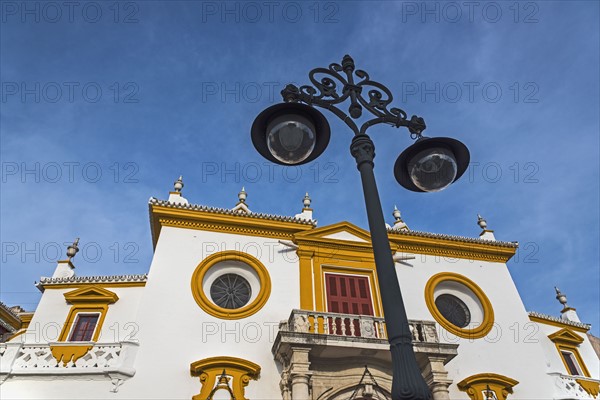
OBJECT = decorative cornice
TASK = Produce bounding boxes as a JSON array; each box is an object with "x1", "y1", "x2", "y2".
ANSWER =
[
  {"x1": 149, "y1": 197, "x2": 317, "y2": 225},
  {"x1": 388, "y1": 230, "x2": 517, "y2": 262},
  {"x1": 388, "y1": 228, "x2": 518, "y2": 248},
  {"x1": 149, "y1": 198, "x2": 316, "y2": 247},
  {"x1": 528, "y1": 311, "x2": 591, "y2": 332},
  {"x1": 37, "y1": 274, "x2": 148, "y2": 290}
]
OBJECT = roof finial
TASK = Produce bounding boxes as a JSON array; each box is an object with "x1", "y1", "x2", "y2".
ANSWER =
[
  {"x1": 391, "y1": 206, "x2": 409, "y2": 232},
  {"x1": 477, "y1": 214, "x2": 487, "y2": 229},
  {"x1": 66, "y1": 238, "x2": 80, "y2": 260},
  {"x1": 303, "y1": 192, "x2": 311, "y2": 209},
  {"x1": 238, "y1": 187, "x2": 247, "y2": 203},
  {"x1": 173, "y1": 176, "x2": 184, "y2": 192},
  {"x1": 393, "y1": 205, "x2": 402, "y2": 222},
  {"x1": 555, "y1": 286, "x2": 568, "y2": 309}
]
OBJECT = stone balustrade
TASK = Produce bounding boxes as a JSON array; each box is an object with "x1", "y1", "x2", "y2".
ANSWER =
[
  {"x1": 281, "y1": 309, "x2": 439, "y2": 343},
  {"x1": 0, "y1": 341, "x2": 138, "y2": 385},
  {"x1": 548, "y1": 372, "x2": 600, "y2": 399}
]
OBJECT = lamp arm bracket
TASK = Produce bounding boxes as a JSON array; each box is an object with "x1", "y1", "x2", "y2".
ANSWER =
[{"x1": 280, "y1": 55, "x2": 427, "y2": 137}]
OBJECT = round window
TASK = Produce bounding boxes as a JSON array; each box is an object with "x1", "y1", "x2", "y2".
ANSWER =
[
  {"x1": 210, "y1": 273, "x2": 252, "y2": 309},
  {"x1": 424, "y1": 272, "x2": 494, "y2": 339},
  {"x1": 191, "y1": 251, "x2": 271, "y2": 320},
  {"x1": 435, "y1": 294, "x2": 471, "y2": 328}
]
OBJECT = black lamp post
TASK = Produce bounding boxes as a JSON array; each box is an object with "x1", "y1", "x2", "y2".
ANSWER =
[{"x1": 251, "y1": 55, "x2": 470, "y2": 400}]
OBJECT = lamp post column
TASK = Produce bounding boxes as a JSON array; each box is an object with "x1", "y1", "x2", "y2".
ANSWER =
[{"x1": 350, "y1": 134, "x2": 431, "y2": 400}]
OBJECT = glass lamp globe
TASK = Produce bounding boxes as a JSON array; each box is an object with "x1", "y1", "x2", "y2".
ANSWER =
[
  {"x1": 266, "y1": 113, "x2": 316, "y2": 164},
  {"x1": 251, "y1": 102, "x2": 331, "y2": 166},
  {"x1": 407, "y1": 146, "x2": 458, "y2": 192},
  {"x1": 394, "y1": 137, "x2": 470, "y2": 192}
]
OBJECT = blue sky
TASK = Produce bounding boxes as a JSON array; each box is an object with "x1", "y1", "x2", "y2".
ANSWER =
[{"x1": 1, "y1": 1, "x2": 598, "y2": 335}]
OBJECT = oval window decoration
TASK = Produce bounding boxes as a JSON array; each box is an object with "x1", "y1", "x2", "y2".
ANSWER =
[
  {"x1": 425, "y1": 272, "x2": 494, "y2": 339},
  {"x1": 191, "y1": 251, "x2": 271, "y2": 320}
]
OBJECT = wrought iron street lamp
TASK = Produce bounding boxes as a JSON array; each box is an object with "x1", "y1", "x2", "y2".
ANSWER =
[{"x1": 251, "y1": 55, "x2": 470, "y2": 400}]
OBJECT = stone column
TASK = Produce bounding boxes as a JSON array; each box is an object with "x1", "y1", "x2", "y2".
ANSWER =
[
  {"x1": 422, "y1": 356, "x2": 453, "y2": 400},
  {"x1": 289, "y1": 346, "x2": 311, "y2": 400},
  {"x1": 291, "y1": 374, "x2": 311, "y2": 400}
]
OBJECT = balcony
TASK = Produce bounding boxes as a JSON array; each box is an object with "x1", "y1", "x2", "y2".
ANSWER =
[
  {"x1": 0, "y1": 341, "x2": 138, "y2": 390},
  {"x1": 273, "y1": 309, "x2": 451, "y2": 352},
  {"x1": 548, "y1": 372, "x2": 600, "y2": 399},
  {"x1": 272, "y1": 310, "x2": 458, "y2": 399}
]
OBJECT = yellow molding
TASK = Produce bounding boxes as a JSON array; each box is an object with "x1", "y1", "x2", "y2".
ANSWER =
[
  {"x1": 64, "y1": 286, "x2": 119, "y2": 304},
  {"x1": 298, "y1": 251, "x2": 314, "y2": 310},
  {"x1": 58, "y1": 305, "x2": 109, "y2": 342},
  {"x1": 294, "y1": 221, "x2": 372, "y2": 242},
  {"x1": 319, "y1": 265, "x2": 383, "y2": 316},
  {"x1": 39, "y1": 281, "x2": 146, "y2": 290},
  {"x1": 549, "y1": 329, "x2": 591, "y2": 378},
  {"x1": 457, "y1": 373, "x2": 519, "y2": 400},
  {"x1": 50, "y1": 344, "x2": 93, "y2": 366},
  {"x1": 18, "y1": 313, "x2": 33, "y2": 330},
  {"x1": 528, "y1": 315, "x2": 589, "y2": 333},
  {"x1": 150, "y1": 204, "x2": 314, "y2": 247},
  {"x1": 52, "y1": 285, "x2": 119, "y2": 365},
  {"x1": 576, "y1": 379, "x2": 599, "y2": 397},
  {"x1": 548, "y1": 328, "x2": 585, "y2": 345},
  {"x1": 190, "y1": 356, "x2": 260, "y2": 400},
  {"x1": 424, "y1": 272, "x2": 495, "y2": 339},
  {"x1": 191, "y1": 250, "x2": 271, "y2": 320},
  {"x1": 554, "y1": 343, "x2": 591, "y2": 377}
]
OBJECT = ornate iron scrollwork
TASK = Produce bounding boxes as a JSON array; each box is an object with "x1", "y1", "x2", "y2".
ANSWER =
[{"x1": 281, "y1": 55, "x2": 427, "y2": 137}]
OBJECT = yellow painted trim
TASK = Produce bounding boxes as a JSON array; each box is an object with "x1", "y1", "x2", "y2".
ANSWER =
[
  {"x1": 555, "y1": 344, "x2": 591, "y2": 377},
  {"x1": 190, "y1": 356, "x2": 260, "y2": 400},
  {"x1": 576, "y1": 378, "x2": 600, "y2": 397},
  {"x1": 50, "y1": 343, "x2": 93, "y2": 366},
  {"x1": 64, "y1": 286, "x2": 120, "y2": 304},
  {"x1": 548, "y1": 328, "x2": 585, "y2": 345},
  {"x1": 295, "y1": 231, "x2": 384, "y2": 324},
  {"x1": 528, "y1": 315, "x2": 589, "y2": 333},
  {"x1": 18, "y1": 313, "x2": 33, "y2": 330},
  {"x1": 320, "y1": 265, "x2": 383, "y2": 317},
  {"x1": 50, "y1": 285, "x2": 119, "y2": 364},
  {"x1": 294, "y1": 221, "x2": 373, "y2": 242},
  {"x1": 425, "y1": 272, "x2": 495, "y2": 339},
  {"x1": 297, "y1": 249, "x2": 315, "y2": 310},
  {"x1": 548, "y1": 329, "x2": 591, "y2": 378},
  {"x1": 191, "y1": 251, "x2": 271, "y2": 320},
  {"x1": 150, "y1": 204, "x2": 314, "y2": 247},
  {"x1": 39, "y1": 281, "x2": 146, "y2": 290},
  {"x1": 457, "y1": 373, "x2": 519, "y2": 400},
  {"x1": 58, "y1": 306, "x2": 108, "y2": 342}
]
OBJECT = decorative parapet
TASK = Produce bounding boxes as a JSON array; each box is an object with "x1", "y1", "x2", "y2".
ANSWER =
[
  {"x1": 548, "y1": 372, "x2": 600, "y2": 399},
  {"x1": 0, "y1": 341, "x2": 139, "y2": 391}
]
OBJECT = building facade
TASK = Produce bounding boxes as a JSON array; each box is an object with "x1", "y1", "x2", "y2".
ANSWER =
[{"x1": 1, "y1": 180, "x2": 599, "y2": 400}]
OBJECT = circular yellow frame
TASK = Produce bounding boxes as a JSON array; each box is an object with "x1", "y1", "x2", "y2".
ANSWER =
[
  {"x1": 424, "y1": 272, "x2": 494, "y2": 339},
  {"x1": 191, "y1": 251, "x2": 271, "y2": 320}
]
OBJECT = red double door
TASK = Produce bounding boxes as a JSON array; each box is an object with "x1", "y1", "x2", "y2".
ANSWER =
[{"x1": 325, "y1": 273, "x2": 374, "y2": 336}]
